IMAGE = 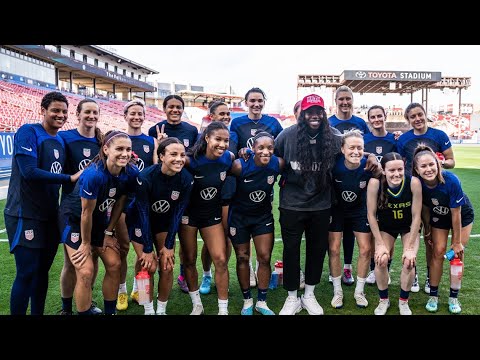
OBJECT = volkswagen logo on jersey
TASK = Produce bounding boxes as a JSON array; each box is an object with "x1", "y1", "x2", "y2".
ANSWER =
[
  {"x1": 432, "y1": 198, "x2": 439, "y2": 206},
  {"x1": 433, "y1": 206, "x2": 449, "y2": 216},
  {"x1": 220, "y1": 171, "x2": 226, "y2": 181},
  {"x1": 137, "y1": 158, "x2": 145, "y2": 171},
  {"x1": 53, "y1": 148, "x2": 59, "y2": 159},
  {"x1": 171, "y1": 191, "x2": 179, "y2": 200},
  {"x1": 200, "y1": 187, "x2": 217, "y2": 200},
  {"x1": 267, "y1": 175, "x2": 274, "y2": 184},
  {"x1": 143, "y1": 145, "x2": 150, "y2": 153},
  {"x1": 51, "y1": 161, "x2": 62, "y2": 174},
  {"x1": 83, "y1": 148, "x2": 91, "y2": 157},
  {"x1": 249, "y1": 190, "x2": 266, "y2": 202},
  {"x1": 152, "y1": 200, "x2": 170, "y2": 213},
  {"x1": 247, "y1": 137, "x2": 254, "y2": 149},
  {"x1": 79, "y1": 158, "x2": 91, "y2": 170},
  {"x1": 342, "y1": 191, "x2": 357, "y2": 202},
  {"x1": 99, "y1": 198, "x2": 116, "y2": 212}
]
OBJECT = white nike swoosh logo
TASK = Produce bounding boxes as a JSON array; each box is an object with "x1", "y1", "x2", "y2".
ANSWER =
[
  {"x1": 136, "y1": 178, "x2": 142, "y2": 185},
  {"x1": 21, "y1": 146, "x2": 32, "y2": 152},
  {"x1": 214, "y1": 217, "x2": 221, "y2": 221},
  {"x1": 456, "y1": 197, "x2": 464, "y2": 203},
  {"x1": 266, "y1": 222, "x2": 273, "y2": 226},
  {"x1": 83, "y1": 189, "x2": 93, "y2": 196},
  {"x1": 194, "y1": 175, "x2": 204, "y2": 179},
  {"x1": 335, "y1": 179, "x2": 342, "y2": 183},
  {"x1": 445, "y1": 141, "x2": 450, "y2": 145},
  {"x1": 244, "y1": 179, "x2": 254, "y2": 183}
]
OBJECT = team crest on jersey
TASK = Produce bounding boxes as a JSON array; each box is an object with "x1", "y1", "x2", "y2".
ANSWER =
[
  {"x1": 267, "y1": 175, "x2": 274, "y2": 184},
  {"x1": 220, "y1": 171, "x2": 226, "y2": 181},
  {"x1": 71, "y1": 233, "x2": 79, "y2": 243},
  {"x1": 25, "y1": 229, "x2": 34, "y2": 241},
  {"x1": 359, "y1": 181, "x2": 366, "y2": 189},
  {"x1": 171, "y1": 191, "x2": 179, "y2": 200},
  {"x1": 53, "y1": 149, "x2": 59, "y2": 159},
  {"x1": 230, "y1": 227, "x2": 236, "y2": 236},
  {"x1": 182, "y1": 216, "x2": 189, "y2": 224},
  {"x1": 250, "y1": 129, "x2": 257, "y2": 136},
  {"x1": 83, "y1": 148, "x2": 91, "y2": 157},
  {"x1": 109, "y1": 188, "x2": 116, "y2": 197},
  {"x1": 183, "y1": 139, "x2": 189, "y2": 148},
  {"x1": 432, "y1": 217, "x2": 439, "y2": 222},
  {"x1": 432, "y1": 198, "x2": 439, "y2": 206},
  {"x1": 135, "y1": 228, "x2": 142, "y2": 237},
  {"x1": 143, "y1": 145, "x2": 150, "y2": 153},
  {"x1": 376, "y1": 146, "x2": 382, "y2": 154}
]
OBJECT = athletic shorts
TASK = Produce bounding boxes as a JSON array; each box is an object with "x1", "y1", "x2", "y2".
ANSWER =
[
  {"x1": 5, "y1": 215, "x2": 60, "y2": 253},
  {"x1": 228, "y1": 211, "x2": 274, "y2": 245},
  {"x1": 329, "y1": 206, "x2": 370, "y2": 233}
]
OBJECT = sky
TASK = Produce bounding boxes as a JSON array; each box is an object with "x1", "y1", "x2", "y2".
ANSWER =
[{"x1": 110, "y1": 45, "x2": 480, "y2": 114}]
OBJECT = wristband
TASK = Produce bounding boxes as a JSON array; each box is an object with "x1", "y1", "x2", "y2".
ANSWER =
[{"x1": 104, "y1": 230, "x2": 114, "y2": 236}]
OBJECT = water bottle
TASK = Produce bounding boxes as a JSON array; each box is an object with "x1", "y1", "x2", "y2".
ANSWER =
[
  {"x1": 135, "y1": 269, "x2": 150, "y2": 305},
  {"x1": 444, "y1": 249, "x2": 455, "y2": 261},
  {"x1": 450, "y1": 258, "x2": 463, "y2": 290},
  {"x1": 274, "y1": 260, "x2": 284, "y2": 286},
  {"x1": 269, "y1": 271, "x2": 278, "y2": 289}
]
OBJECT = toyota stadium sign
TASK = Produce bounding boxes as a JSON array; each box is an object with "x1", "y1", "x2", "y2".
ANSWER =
[{"x1": 343, "y1": 70, "x2": 442, "y2": 82}]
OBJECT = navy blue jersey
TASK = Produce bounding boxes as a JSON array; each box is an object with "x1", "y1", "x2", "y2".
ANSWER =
[
  {"x1": 377, "y1": 176, "x2": 413, "y2": 232},
  {"x1": 185, "y1": 151, "x2": 233, "y2": 219},
  {"x1": 229, "y1": 114, "x2": 283, "y2": 152},
  {"x1": 5, "y1": 123, "x2": 67, "y2": 220},
  {"x1": 129, "y1": 133, "x2": 155, "y2": 172},
  {"x1": 148, "y1": 120, "x2": 198, "y2": 151},
  {"x1": 397, "y1": 127, "x2": 451, "y2": 175},
  {"x1": 230, "y1": 155, "x2": 280, "y2": 216},
  {"x1": 363, "y1": 132, "x2": 397, "y2": 163},
  {"x1": 59, "y1": 129, "x2": 100, "y2": 196},
  {"x1": 60, "y1": 162, "x2": 139, "y2": 237},
  {"x1": 332, "y1": 156, "x2": 373, "y2": 216},
  {"x1": 419, "y1": 171, "x2": 473, "y2": 229},
  {"x1": 328, "y1": 115, "x2": 371, "y2": 135},
  {"x1": 134, "y1": 165, "x2": 193, "y2": 251}
]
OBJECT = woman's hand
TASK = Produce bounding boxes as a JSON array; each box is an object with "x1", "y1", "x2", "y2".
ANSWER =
[
  {"x1": 402, "y1": 248, "x2": 416, "y2": 269},
  {"x1": 140, "y1": 251, "x2": 157, "y2": 272},
  {"x1": 102, "y1": 234, "x2": 120, "y2": 254},
  {"x1": 159, "y1": 247, "x2": 175, "y2": 271},
  {"x1": 71, "y1": 242, "x2": 92, "y2": 266},
  {"x1": 375, "y1": 244, "x2": 390, "y2": 267}
]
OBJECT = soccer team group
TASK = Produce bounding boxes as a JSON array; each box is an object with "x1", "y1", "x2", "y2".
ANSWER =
[{"x1": 4, "y1": 85, "x2": 474, "y2": 315}]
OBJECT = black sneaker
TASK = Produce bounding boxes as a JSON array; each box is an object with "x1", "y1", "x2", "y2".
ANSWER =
[
  {"x1": 58, "y1": 309, "x2": 73, "y2": 315},
  {"x1": 90, "y1": 301, "x2": 103, "y2": 315}
]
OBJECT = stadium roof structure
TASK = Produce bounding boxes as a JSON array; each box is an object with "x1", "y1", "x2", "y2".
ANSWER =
[
  {"x1": 175, "y1": 90, "x2": 244, "y2": 106},
  {"x1": 8, "y1": 45, "x2": 158, "y2": 93},
  {"x1": 298, "y1": 70, "x2": 471, "y2": 111}
]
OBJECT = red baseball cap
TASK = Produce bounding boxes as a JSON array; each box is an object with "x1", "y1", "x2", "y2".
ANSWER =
[{"x1": 301, "y1": 94, "x2": 325, "y2": 111}]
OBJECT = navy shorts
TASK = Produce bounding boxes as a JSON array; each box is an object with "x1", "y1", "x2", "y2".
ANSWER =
[
  {"x1": 182, "y1": 207, "x2": 223, "y2": 229},
  {"x1": 59, "y1": 212, "x2": 104, "y2": 250},
  {"x1": 228, "y1": 211, "x2": 274, "y2": 245},
  {"x1": 329, "y1": 206, "x2": 370, "y2": 233},
  {"x1": 380, "y1": 229, "x2": 411, "y2": 241}
]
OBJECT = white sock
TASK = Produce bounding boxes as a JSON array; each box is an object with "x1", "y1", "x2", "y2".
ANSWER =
[
  {"x1": 218, "y1": 299, "x2": 228, "y2": 312},
  {"x1": 344, "y1": 264, "x2": 352, "y2": 270},
  {"x1": 304, "y1": 284, "x2": 315, "y2": 297},
  {"x1": 144, "y1": 300, "x2": 154, "y2": 313},
  {"x1": 132, "y1": 277, "x2": 137, "y2": 292},
  {"x1": 355, "y1": 277, "x2": 366, "y2": 294},
  {"x1": 189, "y1": 290, "x2": 202, "y2": 305},
  {"x1": 332, "y1": 276, "x2": 343, "y2": 293},
  {"x1": 157, "y1": 299, "x2": 167, "y2": 313},
  {"x1": 255, "y1": 259, "x2": 259, "y2": 274},
  {"x1": 288, "y1": 290, "x2": 298, "y2": 298},
  {"x1": 203, "y1": 270, "x2": 212, "y2": 277},
  {"x1": 118, "y1": 282, "x2": 127, "y2": 294}
]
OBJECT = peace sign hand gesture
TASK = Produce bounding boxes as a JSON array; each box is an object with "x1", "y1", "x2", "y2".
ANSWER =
[{"x1": 156, "y1": 124, "x2": 168, "y2": 143}]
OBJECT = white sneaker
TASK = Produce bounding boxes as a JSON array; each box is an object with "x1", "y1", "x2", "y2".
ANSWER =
[
  {"x1": 299, "y1": 270, "x2": 305, "y2": 290},
  {"x1": 374, "y1": 298, "x2": 390, "y2": 315},
  {"x1": 190, "y1": 304, "x2": 204, "y2": 315},
  {"x1": 144, "y1": 308, "x2": 155, "y2": 315},
  {"x1": 279, "y1": 296, "x2": 302, "y2": 315},
  {"x1": 366, "y1": 270, "x2": 376, "y2": 285},
  {"x1": 424, "y1": 277, "x2": 431, "y2": 294},
  {"x1": 249, "y1": 266, "x2": 257, "y2": 288},
  {"x1": 301, "y1": 294, "x2": 324, "y2": 315},
  {"x1": 156, "y1": 310, "x2": 167, "y2": 315},
  {"x1": 399, "y1": 299, "x2": 412, "y2": 315},
  {"x1": 411, "y1": 273, "x2": 420, "y2": 293},
  {"x1": 354, "y1": 292, "x2": 369, "y2": 308},
  {"x1": 331, "y1": 291, "x2": 344, "y2": 309}
]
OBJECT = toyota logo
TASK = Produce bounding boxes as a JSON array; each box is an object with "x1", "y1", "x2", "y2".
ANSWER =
[
  {"x1": 249, "y1": 190, "x2": 266, "y2": 203},
  {"x1": 200, "y1": 187, "x2": 217, "y2": 200},
  {"x1": 342, "y1": 191, "x2": 357, "y2": 202},
  {"x1": 79, "y1": 158, "x2": 91, "y2": 170},
  {"x1": 152, "y1": 200, "x2": 170, "y2": 213},
  {"x1": 51, "y1": 161, "x2": 63, "y2": 174},
  {"x1": 355, "y1": 71, "x2": 367, "y2": 79},
  {"x1": 433, "y1": 206, "x2": 450, "y2": 216},
  {"x1": 99, "y1": 198, "x2": 116, "y2": 212}
]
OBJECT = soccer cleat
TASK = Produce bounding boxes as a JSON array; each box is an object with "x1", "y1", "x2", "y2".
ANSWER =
[
  {"x1": 366, "y1": 270, "x2": 376, "y2": 285},
  {"x1": 301, "y1": 294, "x2": 324, "y2": 315},
  {"x1": 424, "y1": 278, "x2": 431, "y2": 294},
  {"x1": 448, "y1": 297, "x2": 462, "y2": 314},
  {"x1": 374, "y1": 298, "x2": 390, "y2": 315},
  {"x1": 279, "y1": 296, "x2": 302, "y2": 315},
  {"x1": 399, "y1": 299, "x2": 412, "y2": 315},
  {"x1": 425, "y1": 296, "x2": 438, "y2": 312},
  {"x1": 241, "y1": 298, "x2": 254, "y2": 315},
  {"x1": 58, "y1": 309, "x2": 73, "y2": 315},
  {"x1": 177, "y1": 275, "x2": 189, "y2": 293},
  {"x1": 342, "y1": 268, "x2": 354, "y2": 285},
  {"x1": 190, "y1": 304, "x2": 204, "y2": 315},
  {"x1": 411, "y1": 273, "x2": 420, "y2": 293},
  {"x1": 249, "y1": 266, "x2": 257, "y2": 288},
  {"x1": 331, "y1": 291, "x2": 344, "y2": 309},
  {"x1": 131, "y1": 290, "x2": 139, "y2": 304},
  {"x1": 116, "y1": 293, "x2": 128, "y2": 311},
  {"x1": 255, "y1": 300, "x2": 275, "y2": 315},
  {"x1": 199, "y1": 275, "x2": 212, "y2": 295},
  {"x1": 90, "y1": 301, "x2": 103, "y2": 315},
  {"x1": 299, "y1": 270, "x2": 305, "y2": 290},
  {"x1": 354, "y1": 292, "x2": 369, "y2": 308}
]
